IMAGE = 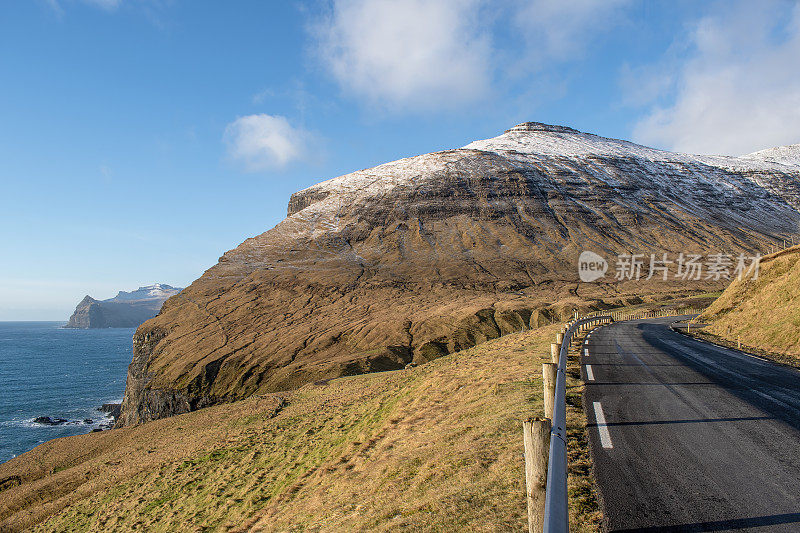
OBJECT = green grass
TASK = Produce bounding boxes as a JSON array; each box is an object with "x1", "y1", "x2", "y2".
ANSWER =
[{"x1": 0, "y1": 325, "x2": 604, "y2": 533}]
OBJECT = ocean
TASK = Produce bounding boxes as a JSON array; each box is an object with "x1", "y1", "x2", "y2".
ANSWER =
[{"x1": 0, "y1": 322, "x2": 134, "y2": 463}]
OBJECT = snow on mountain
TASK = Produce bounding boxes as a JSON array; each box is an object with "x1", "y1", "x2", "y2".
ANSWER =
[
  {"x1": 277, "y1": 122, "x2": 800, "y2": 243},
  {"x1": 463, "y1": 122, "x2": 787, "y2": 171},
  {"x1": 297, "y1": 122, "x2": 799, "y2": 201},
  {"x1": 742, "y1": 143, "x2": 800, "y2": 168},
  {"x1": 110, "y1": 284, "x2": 182, "y2": 302},
  {"x1": 66, "y1": 284, "x2": 183, "y2": 329},
  {"x1": 125, "y1": 121, "x2": 800, "y2": 426}
]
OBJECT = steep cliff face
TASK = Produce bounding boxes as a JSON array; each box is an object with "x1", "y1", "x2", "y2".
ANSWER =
[
  {"x1": 65, "y1": 284, "x2": 182, "y2": 329},
  {"x1": 118, "y1": 123, "x2": 800, "y2": 426},
  {"x1": 65, "y1": 296, "x2": 104, "y2": 328}
]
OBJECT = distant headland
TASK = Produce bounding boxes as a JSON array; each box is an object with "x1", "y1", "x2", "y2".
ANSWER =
[{"x1": 64, "y1": 284, "x2": 182, "y2": 329}]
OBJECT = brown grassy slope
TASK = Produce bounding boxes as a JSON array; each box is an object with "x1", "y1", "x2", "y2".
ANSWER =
[
  {"x1": 0, "y1": 325, "x2": 600, "y2": 533},
  {"x1": 119, "y1": 131, "x2": 799, "y2": 426},
  {"x1": 700, "y1": 246, "x2": 800, "y2": 358}
]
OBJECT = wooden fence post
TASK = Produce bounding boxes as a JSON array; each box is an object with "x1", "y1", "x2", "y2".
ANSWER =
[
  {"x1": 523, "y1": 418, "x2": 551, "y2": 533},
  {"x1": 550, "y1": 342, "x2": 561, "y2": 364},
  {"x1": 542, "y1": 363, "x2": 557, "y2": 420}
]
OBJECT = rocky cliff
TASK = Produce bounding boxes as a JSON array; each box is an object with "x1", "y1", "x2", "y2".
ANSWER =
[
  {"x1": 118, "y1": 122, "x2": 800, "y2": 426},
  {"x1": 65, "y1": 284, "x2": 182, "y2": 329}
]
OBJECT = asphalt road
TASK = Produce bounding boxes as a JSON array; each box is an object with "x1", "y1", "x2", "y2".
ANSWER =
[{"x1": 583, "y1": 316, "x2": 800, "y2": 532}]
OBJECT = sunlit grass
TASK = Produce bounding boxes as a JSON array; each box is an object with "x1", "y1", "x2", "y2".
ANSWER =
[
  {"x1": 701, "y1": 246, "x2": 800, "y2": 362},
  {"x1": 0, "y1": 324, "x2": 604, "y2": 532}
]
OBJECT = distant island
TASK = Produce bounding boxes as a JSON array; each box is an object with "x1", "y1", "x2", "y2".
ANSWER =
[{"x1": 64, "y1": 284, "x2": 182, "y2": 329}]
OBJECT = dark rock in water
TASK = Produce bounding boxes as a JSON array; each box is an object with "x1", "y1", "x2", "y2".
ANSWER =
[
  {"x1": 65, "y1": 284, "x2": 182, "y2": 329},
  {"x1": 98, "y1": 403, "x2": 122, "y2": 420},
  {"x1": 84, "y1": 419, "x2": 94, "y2": 424},
  {"x1": 91, "y1": 428, "x2": 103, "y2": 432},
  {"x1": 33, "y1": 416, "x2": 68, "y2": 426}
]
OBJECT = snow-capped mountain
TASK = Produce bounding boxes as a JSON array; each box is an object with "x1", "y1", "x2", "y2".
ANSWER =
[
  {"x1": 280, "y1": 122, "x2": 800, "y2": 243},
  {"x1": 742, "y1": 143, "x2": 800, "y2": 168},
  {"x1": 65, "y1": 284, "x2": 182, "y2": 329},
  {"x1": 111, "y1": 284, "x2": 182, "y2": 302},
  {"x1": 119, "y1": 122, "x2": 800, "y2": 426}
]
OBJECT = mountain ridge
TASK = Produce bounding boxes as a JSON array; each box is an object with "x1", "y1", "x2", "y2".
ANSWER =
[
  {"x1": 118, "y1": 122, "x2": 800, "y2": 426},
  {"x1": 283, "y1": 122, "x2": 800, "y2": 228},
  {"x1": 110, "y1": 284, "x2": 183, "y2": 302},
  {"x1": 743, "y1": 143, "x2": 800, "y2": 168},
  {"x1": 65, "y1": 284, "x2": 182, "y2": 329}
]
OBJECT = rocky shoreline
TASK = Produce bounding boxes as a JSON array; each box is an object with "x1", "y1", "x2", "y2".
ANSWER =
[{"x1": 31, "y1": 403, "x2": 121, "y2": 432}]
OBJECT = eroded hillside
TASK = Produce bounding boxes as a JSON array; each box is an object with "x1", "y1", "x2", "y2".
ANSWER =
[{"x1": 119, "y1": 122, "x2": 800, "y2": 425}]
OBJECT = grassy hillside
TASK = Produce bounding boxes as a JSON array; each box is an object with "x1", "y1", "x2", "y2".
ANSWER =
[
  {"x1": 700, "y1": 246, "x2": 800, "y2": 362},
  {"x1": 0, "y1": 324, "x2": 600, "y2": 532}
]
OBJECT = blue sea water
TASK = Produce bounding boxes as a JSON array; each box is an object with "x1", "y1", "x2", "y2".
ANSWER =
[{"x1": 0, "y1": 322, "x2": 134, "y2": 463}]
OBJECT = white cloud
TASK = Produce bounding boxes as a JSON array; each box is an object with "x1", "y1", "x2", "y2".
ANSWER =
[
  {"x1": 512, "y1": 0, "x2": 631, "y2": 64},
  {"x1": 619, "y1": 60, "x2": 678, "y2": 108},
  {"x1": 313, "y1": 0, "x2": 633, "y2": 112},
  {"x1": 631, "y1": 1, "x2": 800, "y2": 155},
  {"x1": 223, "y1": 114, "x2": 308, "y2": 172},
  {"x1": 315, "y1": 0, "x2": 493, "y2": 110}
]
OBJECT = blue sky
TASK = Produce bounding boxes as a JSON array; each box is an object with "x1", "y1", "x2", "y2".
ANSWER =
[{"x1": 2, "y1": 0, "x2": 799, "y2": 320}]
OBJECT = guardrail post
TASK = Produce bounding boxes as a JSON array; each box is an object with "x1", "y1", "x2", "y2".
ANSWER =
[
  {"x1": 550, "y1": 342, "x2": 560, "y2": 364},
  {"x1": 543, "y1": 363, "x2": 557, "y2": 419},
  {"x1": 524, "y1": 417, "x2": 551, "y2": 533},
  {"x1": 543, "y1": 314, "x2": 610, "y2": 532}
]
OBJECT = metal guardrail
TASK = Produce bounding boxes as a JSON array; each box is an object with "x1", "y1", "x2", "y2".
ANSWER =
[
  {"x1": 542, "y1": 313, "x2": 611, "y2": 533},
  {"x1": 540, "y1": 308, "x2": 701, "y2": 532}
]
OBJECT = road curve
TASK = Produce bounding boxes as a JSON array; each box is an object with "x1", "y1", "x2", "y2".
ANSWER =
[{"x1": 583, "y1": 316, "x2": 800, "y2": 532}]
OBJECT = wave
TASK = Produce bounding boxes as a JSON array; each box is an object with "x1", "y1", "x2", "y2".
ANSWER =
[{"x1": 2, "y1": 409, "x2": 117, "y2": 430}]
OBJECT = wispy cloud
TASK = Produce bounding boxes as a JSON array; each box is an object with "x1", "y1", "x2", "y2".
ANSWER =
[
  {"x1": 44, "y1": 0, "x2": 122, "y2": 13},
  {"x1": 311, "y1": 0, "x2": 632, "y2": 112},
  {"x1": 512, "y1": 0, "x2": 631, "y2": 65},
  {"x1": 223, "y1": 114, "x2": 309, "y2": 172},
  {"x1": 252, "y1": 88, "x2": 274, "y2": 105},
  {"x1": 630, "y1": 1, "x2": 800, "y2": 155},
  {"x1": 315, "y1": 0, "x2": 492, "y2": 111},
  {"x1": 83, "y1": 0, "x2": 121, "y2": 9},
  {"x1": 99, "y1": 165, "x2": 113, "y2": 183}
]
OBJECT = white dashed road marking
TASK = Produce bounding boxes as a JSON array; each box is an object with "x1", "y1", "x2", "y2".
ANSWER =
[
  {"x1": 593, "y1": 401, "x2": 613, "y2": 449},
  {"x1": 585, "y1": 364, "x2": 595, "y2": 381}
]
